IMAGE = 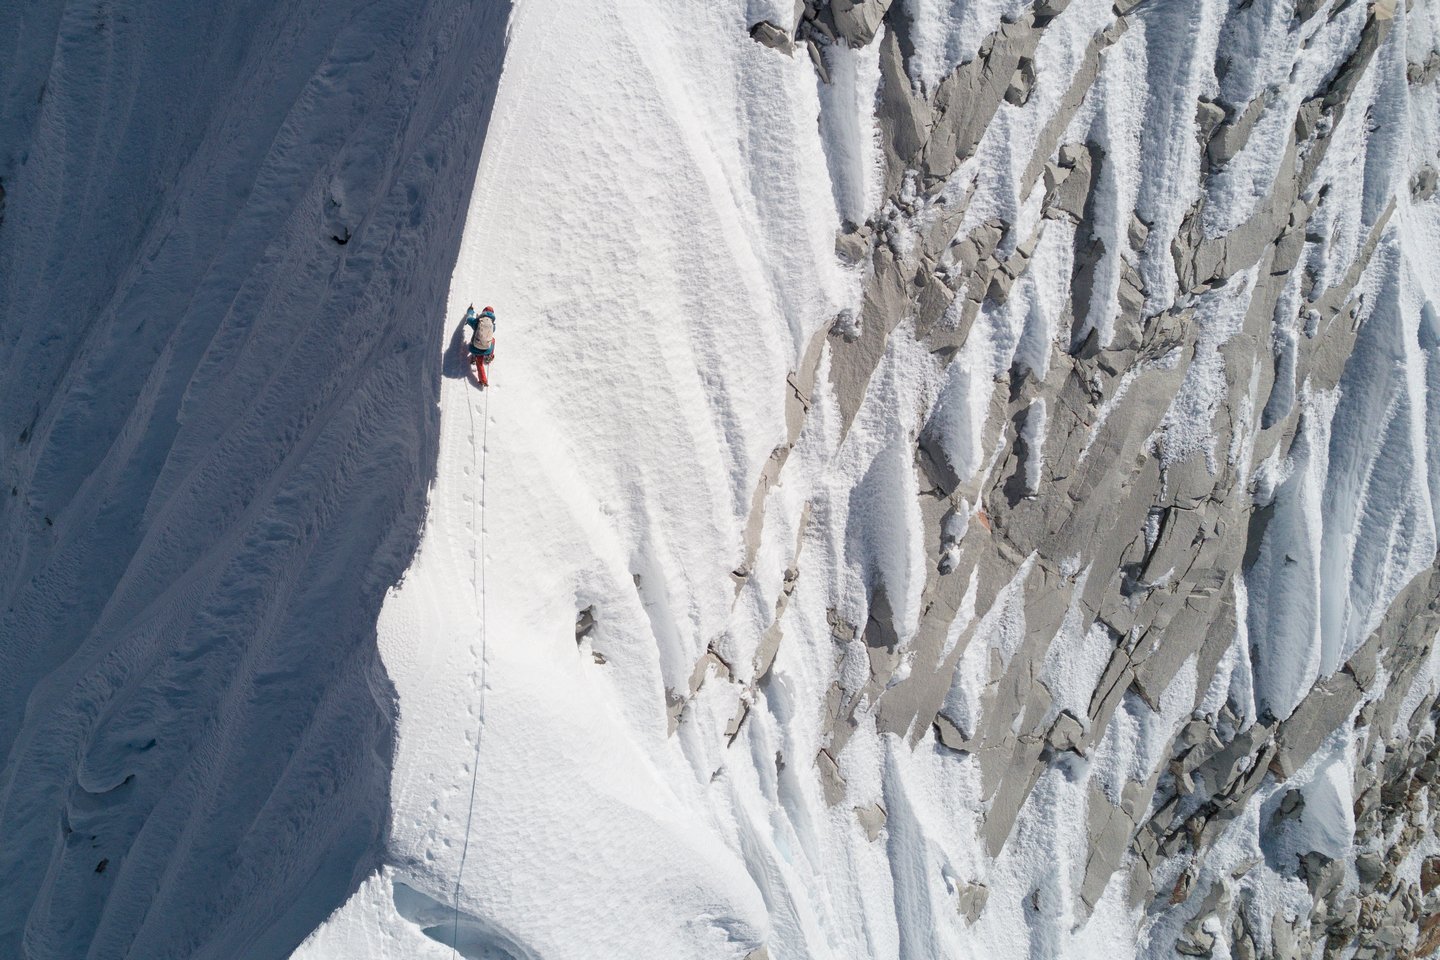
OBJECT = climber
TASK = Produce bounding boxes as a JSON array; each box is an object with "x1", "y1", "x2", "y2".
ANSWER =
[{"x1": 464, "y1": 304, "x2": 497, "y2": 387}]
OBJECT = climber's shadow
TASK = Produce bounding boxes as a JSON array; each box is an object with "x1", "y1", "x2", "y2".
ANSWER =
[{"x1": 443, "y1": 312, "x2": 472, "y2": 381}]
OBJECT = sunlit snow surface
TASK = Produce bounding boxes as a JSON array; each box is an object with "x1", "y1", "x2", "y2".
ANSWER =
[
  {"x1": 298, "y1": 0, "x2": 1440, "y2": 957},
  {"x1": 300, "y1": 0, "x2": 854, "y2": 956},
  {"x1": 3, "y1": 0, "x2": 1437, "y2": 956}
]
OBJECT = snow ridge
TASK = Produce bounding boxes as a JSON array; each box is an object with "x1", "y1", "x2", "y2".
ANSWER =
[{"x1": 308, "y1": 0, "x2": 1440, "y2": 957}]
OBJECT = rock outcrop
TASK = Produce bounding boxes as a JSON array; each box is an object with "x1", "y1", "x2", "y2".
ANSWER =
[{"x1": 738, "y1": 0, "x2": 1440, "y2": 952}]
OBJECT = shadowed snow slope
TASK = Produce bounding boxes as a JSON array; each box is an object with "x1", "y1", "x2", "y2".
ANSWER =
[{"x1": 0, "y1": 2, "x2": 507, "y2": 957}]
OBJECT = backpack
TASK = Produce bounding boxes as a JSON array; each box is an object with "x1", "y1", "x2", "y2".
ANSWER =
[{"x1": 470, "y1": 313, "x2": 495, "y2": 350}]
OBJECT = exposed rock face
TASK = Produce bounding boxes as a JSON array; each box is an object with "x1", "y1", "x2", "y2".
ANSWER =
[{"x1": 734, "y1": 0, "x2": 1440, "y2": 953}]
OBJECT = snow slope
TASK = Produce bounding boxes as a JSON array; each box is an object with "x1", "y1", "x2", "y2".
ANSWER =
[
  {"x1": 297, "y1": 0, "x2": 856, "y2": 956},
  {"x1": 0, "y1": 2, "x2": 506, "y2": 957},
  {"x1": 298, "y1": 1, "x2": 1440, "y2": 958},
  {"x1": 5, "y1": 0, "x2": 1439, "y2": 957}
]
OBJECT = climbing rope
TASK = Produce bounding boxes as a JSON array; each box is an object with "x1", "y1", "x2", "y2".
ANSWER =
[{"x1": 451, "y1": 385, "x2": 490, "y2": 957}]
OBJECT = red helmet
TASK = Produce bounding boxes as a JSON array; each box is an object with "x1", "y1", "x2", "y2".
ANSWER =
[{"x1": 481, "y1": 305, "x2": 494, "y2": 314}]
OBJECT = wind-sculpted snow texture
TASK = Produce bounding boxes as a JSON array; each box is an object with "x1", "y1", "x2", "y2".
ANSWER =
[
  {"x1": 6, "y1": 0, "x2": 1440, "y2": 957},
  {"x1": 294, "y1": 0, "x2": 1440, "y2": 957},
  {"x1": 294, "y1": 0, "x2": 1440, "y2": 956},
  {"x1": 0, "y1": 1, "x2": 505, "y2": 957}
]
